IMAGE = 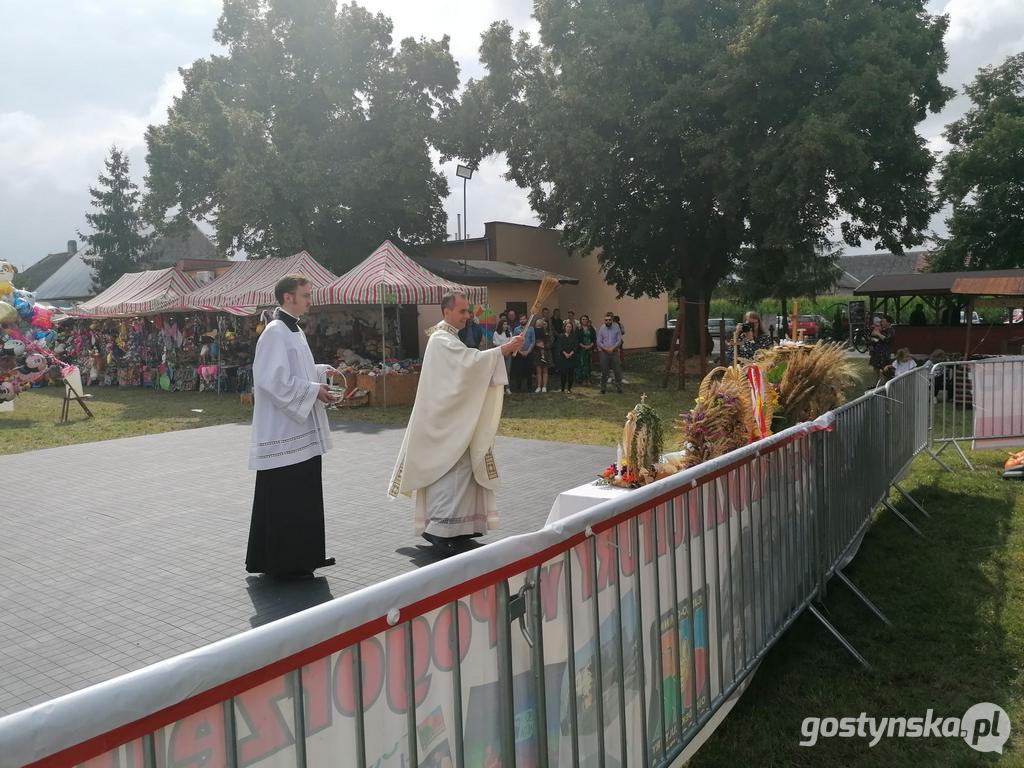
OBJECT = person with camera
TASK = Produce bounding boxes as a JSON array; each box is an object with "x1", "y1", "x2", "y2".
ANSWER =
[
  {"x1": 868, "y1": 314, "x2": 896, "y2": 384},
  {"x1": 734, "y1": 311, "x2": 772, "y2": 361}
]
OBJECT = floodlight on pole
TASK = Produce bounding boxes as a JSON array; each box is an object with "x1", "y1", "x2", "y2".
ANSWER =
[{"x1": 456, "y1": 165, "x2": 473, "y2": 240}]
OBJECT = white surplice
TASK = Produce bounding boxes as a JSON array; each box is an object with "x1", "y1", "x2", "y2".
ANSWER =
[
  {"x1": 388, "y1": 321, "x2": 508, "y2": 536},
  {"x1": 248, "y1": 314, "x2": 333, "y2": 471}
]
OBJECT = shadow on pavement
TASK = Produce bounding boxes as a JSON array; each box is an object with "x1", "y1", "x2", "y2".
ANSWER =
[
  {"x1": 245, "y1": 575, "x2": 336, "y2": 628},
  {"x1": 395, "y1": 538, "x2": 484, "y2": 568}
]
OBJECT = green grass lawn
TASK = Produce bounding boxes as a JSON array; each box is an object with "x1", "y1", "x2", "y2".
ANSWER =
[
  {"x1": 0, "y1": 352, "x2": 877, "y2": 455},
  {"x1": 690, "y1": 450, "x2": 1024, "y2": 767}
]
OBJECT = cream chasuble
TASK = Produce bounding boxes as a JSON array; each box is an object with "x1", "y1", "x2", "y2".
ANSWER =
[{"x1": 388, "y1": 322, "x2": 508, "y2": 536}]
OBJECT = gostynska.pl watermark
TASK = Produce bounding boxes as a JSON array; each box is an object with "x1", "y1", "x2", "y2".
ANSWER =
[{"x1": 800, "y1": 703, "x2": 1011, "y2": 753}]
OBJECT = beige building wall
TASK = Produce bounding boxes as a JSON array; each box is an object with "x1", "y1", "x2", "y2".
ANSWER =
[
  {"x1": 413, "y1": 281, "x2": 540, "y2": 346},
  {"x1": 418, "y1": 221, "x2": 669, "y2": 350},
  {"x1": 485, "y1": 222, "x2": 668, "y2": 350}
]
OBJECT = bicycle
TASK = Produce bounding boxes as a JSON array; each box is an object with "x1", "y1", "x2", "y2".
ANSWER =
[{"x1": 850, "y1": 325, "x2": 871, "y2": 353}]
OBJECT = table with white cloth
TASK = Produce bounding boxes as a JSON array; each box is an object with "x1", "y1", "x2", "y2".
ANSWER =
[
  {"x1": 545, "y1": 480, "x2": 632, "y2": 526},
  {"x1": 545, "y1": 451, "x2": 688, "y2": 526}
]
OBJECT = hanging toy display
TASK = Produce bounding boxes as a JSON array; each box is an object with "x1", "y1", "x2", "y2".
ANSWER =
[{"x1": 0, "y1": 265, "x2": 74, "y2": 404}]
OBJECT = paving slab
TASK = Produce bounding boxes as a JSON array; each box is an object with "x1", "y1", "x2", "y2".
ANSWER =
[{"x1": 0, "y1": 419, "x2": 612, "y2": 716}]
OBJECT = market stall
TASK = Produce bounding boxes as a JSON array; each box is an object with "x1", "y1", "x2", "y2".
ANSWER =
[
  {"x1": 313, "y1": 240, "x2": 487, "y2": 406},
  {"x1": 52, "y1": 313, "x2": 259, "y2": 393},
  {"x1": 178, "y1": 251, "x2": 338, "y2": 315},
  {"x1": 67, "y1": 267, "x2": 199, "y2": 318}
]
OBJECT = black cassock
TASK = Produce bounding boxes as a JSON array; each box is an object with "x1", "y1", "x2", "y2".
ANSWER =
[{"x1": 245, "y1": 452, "x2": 329, "y2": 575}]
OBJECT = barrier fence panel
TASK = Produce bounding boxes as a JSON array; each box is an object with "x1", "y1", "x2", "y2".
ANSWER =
[
  {"x1": 0, "y1": 362, "x2": 963, "y2": 768},
  {"x1": 929, "y1": 356, "x2": 1024, "y2": 469}
]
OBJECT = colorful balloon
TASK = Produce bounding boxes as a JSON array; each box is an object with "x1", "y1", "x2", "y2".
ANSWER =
[{"x1": 31, "y1": 305, "x2": 52, "y2": 330}]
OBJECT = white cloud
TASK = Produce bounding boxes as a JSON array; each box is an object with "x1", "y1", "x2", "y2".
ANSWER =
[
  {"x1": 0, "y1": 70, "x2": 182, "y2": 197},
  {"x1": 361, "y1": 0, "x2": 537, "y2": 77},
  {"x1": 440, "y1": 154, "x2": 538, "y2": 240}
]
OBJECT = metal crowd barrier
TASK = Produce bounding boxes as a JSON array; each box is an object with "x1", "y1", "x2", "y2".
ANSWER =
[
  {"x1": 0, "y1": 370, "x2": 939, "y2": 768},
  {"x1": 928, "y1": 356, "x2": 1024, "y2": 470}
]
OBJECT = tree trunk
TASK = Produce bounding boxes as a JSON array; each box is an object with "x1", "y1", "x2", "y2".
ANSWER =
[{"x1": 681, "y1": 296, "x2": 712, "y2": 356}]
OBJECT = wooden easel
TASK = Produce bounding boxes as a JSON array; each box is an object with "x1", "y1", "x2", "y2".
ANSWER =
[{"x1": 61, "y1": 377, "x2": 94, "y2": 423}]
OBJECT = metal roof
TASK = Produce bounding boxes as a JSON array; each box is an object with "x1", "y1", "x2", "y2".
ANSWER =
[
  {"x1": 412, "y1": 256, "x2": 578, "y2": 285},
  {"x1": 853, "y1": 269, "x2": 1024, "y2": 297},
  {"x1": 837, "y1": 251, "x2": 928, "y2": 290},
  {"x1": 34, "y1": 251, "x2": 96, "y2": 301},
  {"x1": 950, "y1": 275, "x2": 1024, "y2": 297}
]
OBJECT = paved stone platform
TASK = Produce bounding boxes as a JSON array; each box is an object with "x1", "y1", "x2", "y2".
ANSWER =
[{"x1": 0, "y1": 421, "x2": 612, "y2": 717}]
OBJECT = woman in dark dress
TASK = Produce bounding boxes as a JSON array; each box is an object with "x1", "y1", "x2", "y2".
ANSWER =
[
  {"x1": 868, "y1": 314, "x2": 896, "y2": 384},
  {"x1": 532, "y1": 318, "x2": 552, "y2": 393},
  {"x1": 576, "y1": 314, "x2": 596, "y2": 385},
  {"x1": 553, "y1": 320, "x2": 579, "y2": 392}
]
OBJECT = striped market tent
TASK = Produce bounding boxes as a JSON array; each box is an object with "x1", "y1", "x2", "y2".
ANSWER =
[
  {"x1": 314, "y1": 240, "x2": 487, "y2": 306},
  {"x1": 180, "y1": 251, "x2": 337, "y2": 315},
  {"x1": 68, "y1": 268, "x2": 199, "y2": 318}
]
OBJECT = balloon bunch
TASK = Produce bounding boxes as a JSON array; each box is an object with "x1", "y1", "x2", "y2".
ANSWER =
[{"x1": 0, "y1": 261, "x2": 69, "y2": 403}]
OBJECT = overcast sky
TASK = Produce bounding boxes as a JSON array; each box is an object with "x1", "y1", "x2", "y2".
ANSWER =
[{"x1": 2, "y1": 0, "x2": 1022, "y2": 271}]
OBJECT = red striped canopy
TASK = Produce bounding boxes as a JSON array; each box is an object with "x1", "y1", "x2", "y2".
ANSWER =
[
  {"x1": 69, "y1": 268, "x2": 199, "y2": 318},
  {"x1": 314, "y1": 240, "x2": 487, "y2": 306},
  {"x1": 180, "y1": 251, "x2": 337, "y2": 315}
]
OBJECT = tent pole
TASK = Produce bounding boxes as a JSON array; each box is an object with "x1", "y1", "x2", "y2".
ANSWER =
[
  {"x1": 381, "y1": 299, "x2": 387, "y2": 407},
  {"x1": 396, "y1": 304, "x2": 402, "y2": 354},
  {"x1": 214, "y1": 313, "x2": 220, "y2": 397}
]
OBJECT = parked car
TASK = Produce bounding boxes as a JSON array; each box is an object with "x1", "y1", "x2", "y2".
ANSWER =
[
  {"x1": 706, "y1": 317, "x2": 738, "y2": 336},
  {"x1": 798, "y1": 314, "x2": 830, "y2": 340},
  {"x1": 959, "y1": 310, "x2": 982, "y2": 325},
  {"x1": 774, "y1": 314, "x2": 829, "y2": 340}
]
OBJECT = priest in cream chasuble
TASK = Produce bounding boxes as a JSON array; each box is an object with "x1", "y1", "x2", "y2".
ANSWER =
[
  {"x1": 246, "y1": 275, "x2": 339, "y2": 579},
  {"x1": 389, "y1": 292, "x2": 524, "y2": 553}
]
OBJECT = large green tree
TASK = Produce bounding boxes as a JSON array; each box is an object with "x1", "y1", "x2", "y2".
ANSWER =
[
  {"x1": 449, "y1": 0, "x2": 951, "y2": 340},
  {"x1": 80, "y1": 146, "x2": 154, "y2": 291},
  {"x1": 931, "y1": 52, "x2": 1024, "y2": 271},
  {"x1": 144, "y1": 0, "x2": 458, "y2": 271}
]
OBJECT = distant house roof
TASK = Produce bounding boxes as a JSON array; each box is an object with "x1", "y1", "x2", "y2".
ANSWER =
[
  {"x1": 16, "y1": 250, "x2": 75, "y2": 291},
  {"x1": 176, "y1": 258, "x2": 236, "y2": 273},
  {"x1": 412, "y1": 256, "x2": 578, "y2": 285},
  {"x1": 854, "y1": 269, "x2": 1024, "y2": 297},
  {"x1": 836, "y1": 250, "x2": 928, "y2": 290},
  {"x1": 146, "y1": 224, "x2": 220, "y2": 268},
  {"x1": 34, "y1": 251, "x2": 96, "y2": 302}
]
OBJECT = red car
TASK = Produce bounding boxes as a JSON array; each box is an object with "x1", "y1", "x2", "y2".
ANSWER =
[
  {"x1": 797, "y1": 314, "x2": 827, "y2": 340},
  {"x1": 772, "y1": 314, "x2": 829, "y2": 340}
]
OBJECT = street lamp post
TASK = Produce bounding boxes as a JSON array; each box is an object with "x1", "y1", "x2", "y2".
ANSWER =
[{"x1": 456, "y1": 164, "x2": 473, "y2": 239}]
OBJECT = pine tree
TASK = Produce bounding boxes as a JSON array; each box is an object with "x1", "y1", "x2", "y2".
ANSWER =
[{"x1": 79, "y1": 147, "x2": 153, "y2": 291}]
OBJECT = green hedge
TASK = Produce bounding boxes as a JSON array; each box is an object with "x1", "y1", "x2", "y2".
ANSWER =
[{"x1": 666, "y1": 296, "x2": 1017, "y2": 327}]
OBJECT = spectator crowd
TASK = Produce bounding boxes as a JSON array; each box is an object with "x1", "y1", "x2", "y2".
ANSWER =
[{"x1": 462, "y1": 307, "x2": 627, "y2": 394}]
